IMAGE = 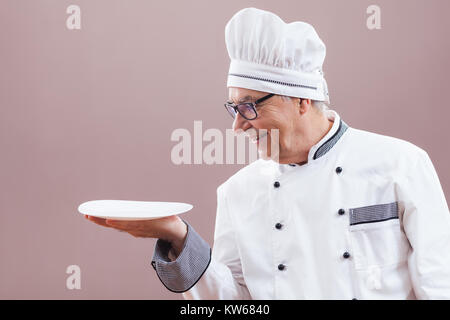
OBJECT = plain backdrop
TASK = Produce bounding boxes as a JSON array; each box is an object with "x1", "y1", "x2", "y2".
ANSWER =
[{"x1": 0, "y1": 0, "x2": 449, "y2": 299}]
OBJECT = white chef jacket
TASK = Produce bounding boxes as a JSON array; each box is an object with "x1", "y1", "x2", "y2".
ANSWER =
[{"x1": 173, "y1": 109, "x2": 450, "y2": 300}]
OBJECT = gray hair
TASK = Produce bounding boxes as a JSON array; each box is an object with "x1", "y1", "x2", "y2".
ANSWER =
[
  {"x1": 311, "y1": 100, "x2": 330, "y2": 114},
  {"x1": 280, "y1": 95, "x2": 329, "y2": 114}
]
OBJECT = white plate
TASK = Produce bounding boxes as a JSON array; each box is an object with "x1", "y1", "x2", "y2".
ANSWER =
[{"x1": 78, "y1": 200, "x2": 193, "y2": 220}]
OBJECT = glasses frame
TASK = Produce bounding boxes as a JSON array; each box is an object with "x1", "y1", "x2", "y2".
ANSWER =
[{"x1": 224, "y1": 93, "x2": 275, "y2": 120}]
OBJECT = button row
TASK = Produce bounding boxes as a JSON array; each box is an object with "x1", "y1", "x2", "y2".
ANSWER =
[
  {"x1": 277, "y1": 253, "x2": 351, "y2": 272},
  {"x1": 273, "y1": 167, "x2": 343, "y2": 189},
  {"x1": 274, "y1": 166, "x2": 350, "y2": 280}
]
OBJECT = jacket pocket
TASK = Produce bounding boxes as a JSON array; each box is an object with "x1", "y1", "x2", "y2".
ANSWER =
[{"x1": 348, "y1": 202, "x2": 411, "y2": 270}]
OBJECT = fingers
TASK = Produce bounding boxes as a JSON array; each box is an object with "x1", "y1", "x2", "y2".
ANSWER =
[
  {"x1": 105, "y1": 219, "x2": 143, "y2": 231},
  {"x1": 84, "y1": 216, "x2": 157, "y2": 238},
  {"x1": 85, "y1": 215, "x2": 113, "y2": 228},
  {"x1": 85, "y1": 216, "x2": 137, "y2": 230},
  {"x1": 127, "y1": 230, "x2": 151, "y2": 238},
  {"x1": 106, "y1": 220, "x2": 156, "y2": 238}
]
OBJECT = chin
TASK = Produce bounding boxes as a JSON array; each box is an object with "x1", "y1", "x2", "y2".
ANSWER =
[{"x1": 257, "y1": 133, "x2": 282, "y2": 162}]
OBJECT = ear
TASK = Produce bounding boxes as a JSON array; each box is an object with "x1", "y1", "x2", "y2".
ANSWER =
[{"x1": 299, "y1": 99, "x2": 312, "y2": 115}]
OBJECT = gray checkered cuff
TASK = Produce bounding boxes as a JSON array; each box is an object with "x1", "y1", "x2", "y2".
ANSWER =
[{"x1": 151, "y1": 220, "x2": 211, "y2": 293}]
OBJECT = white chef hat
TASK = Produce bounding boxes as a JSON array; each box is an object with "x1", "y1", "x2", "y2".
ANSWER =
[{"x1": 225, "y1": 7, "x2": 330, "y2": 103}]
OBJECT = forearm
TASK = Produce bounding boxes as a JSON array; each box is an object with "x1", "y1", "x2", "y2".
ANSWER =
[{"x1": 165, "y1": 218, "x2": 188, "y2": 258}]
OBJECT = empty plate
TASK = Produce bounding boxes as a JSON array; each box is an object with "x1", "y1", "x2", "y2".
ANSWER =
[{"x1": 78, "y1": 200, "x2": 193, "y2": 220}]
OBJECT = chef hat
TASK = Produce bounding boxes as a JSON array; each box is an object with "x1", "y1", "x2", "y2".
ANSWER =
[{"x1": 225, "y1": 7, "x2": 330, "y2": 103}]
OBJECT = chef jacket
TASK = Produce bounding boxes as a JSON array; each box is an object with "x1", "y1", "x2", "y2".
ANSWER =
[{"x1": 151, "y1": 109, "x2": 450, "y2": 299}]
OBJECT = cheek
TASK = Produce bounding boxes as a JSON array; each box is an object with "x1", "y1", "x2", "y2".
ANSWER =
[
  {"x1": 265, "y1": 108, "x2": 292, "y2": 128},
  {"x1": 272, "y1": 120, "x2": 294, "y2": 150},
  {"x1": 252, "y1": 118, "x2": 286, "y2": 143},
  {"x1": 252, "y1": 113, "x2": 284, "y2": 130},
  {"x1": 253, "y1": 109, "x2": 294, "y2": 143},
  {"x1": 260, "y1": 108, "x2": 296, "y2": 150}
]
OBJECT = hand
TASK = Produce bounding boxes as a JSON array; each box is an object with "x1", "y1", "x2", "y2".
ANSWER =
[{"x1": 84, "y1": 214, "x2": 188, "y2": 256}]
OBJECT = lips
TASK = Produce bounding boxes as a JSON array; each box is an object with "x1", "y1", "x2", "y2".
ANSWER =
[
  {"x1": 250, "y1": 131, "x2": 268, "y2": 144},
  {"x1": 257, "y1": 131, "x2": 268, "y2": 141}
]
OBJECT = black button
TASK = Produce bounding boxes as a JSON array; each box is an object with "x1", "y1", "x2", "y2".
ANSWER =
[
  {"x1": 274, "y1": 181, "x2": 280, "y2": 188},
  {"x1": 275, "y1": 223, "x2": 283, "y2": 230},
  {"x1": 278, "y1": 264, "x2": 285, "y2": 271},
  {"x1": 352, "y1": 298, "x2": 358, "y2": 300},
  {"x1": 335, "y1": 167, "x2": 343, "y2": 174},
  {"x1": 343, "y1": 252, "x2": 351, "y2": 259},
  {"x1": 338, "y1": 208, "x2": 345, "y2": 215}
]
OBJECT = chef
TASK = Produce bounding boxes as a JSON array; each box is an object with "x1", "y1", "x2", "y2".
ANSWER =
[{"x1": 86, "y1": 7, "x2": 450, "y2": 299}]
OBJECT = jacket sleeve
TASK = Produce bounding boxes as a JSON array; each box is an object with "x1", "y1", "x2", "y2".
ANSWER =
[
  {"x1": 398, "y1": 149, "x2": 450, "y2": 299},
  {"x1": 151, "y1": 219, "x2": 212, "y2": 293},
  {"x1": 151, "y1": 184, "x2": 252, "y2": 299},
  {"x1": 182, "y1": 184, "x2": 252, "y2": 300}
]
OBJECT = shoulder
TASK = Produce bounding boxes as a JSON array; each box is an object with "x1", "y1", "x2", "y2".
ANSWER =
[{"x1": 344, "y1": 127, "x2": 428, "y2": 161}]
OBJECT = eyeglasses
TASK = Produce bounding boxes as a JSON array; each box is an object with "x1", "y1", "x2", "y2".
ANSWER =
[{"x1": 224, "y1": 93, "x2": 275, "y2": 120}]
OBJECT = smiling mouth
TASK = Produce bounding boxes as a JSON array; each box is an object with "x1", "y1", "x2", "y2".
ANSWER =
[{"x1": 251, "y1": 131, "x2": 268, "y2": 144}]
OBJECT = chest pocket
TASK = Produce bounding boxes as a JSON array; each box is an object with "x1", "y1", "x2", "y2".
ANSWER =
[{"x1": 348, "y1": 202, "x2": 411, "y2": 270}]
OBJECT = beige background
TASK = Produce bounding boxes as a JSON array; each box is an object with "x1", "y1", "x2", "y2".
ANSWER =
[{"x1": 0, "y1": 0, "x2": 449, "y2": 299}]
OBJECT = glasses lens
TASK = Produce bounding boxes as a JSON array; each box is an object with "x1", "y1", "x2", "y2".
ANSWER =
[
  {"x1": 238, "y1": 103, "x2": 256, "y2": 120},
  {"x1": 224, "y1": 104, "x2": 237, "y2": 119}
]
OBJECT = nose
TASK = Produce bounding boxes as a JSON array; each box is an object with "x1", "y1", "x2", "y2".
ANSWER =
[{"x1": 232, "y1": 112, "x2": 252, "y2": 133}]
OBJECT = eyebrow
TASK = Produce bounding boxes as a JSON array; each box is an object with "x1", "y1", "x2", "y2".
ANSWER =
[{"x1": 227, "y1": 95, "x2": 254, "y2": 104}]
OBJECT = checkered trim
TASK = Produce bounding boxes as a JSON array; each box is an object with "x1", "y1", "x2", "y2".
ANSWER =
[
  {"x1": 349, "y1": 202, "x2": 399, "y2": 226},
  {"x1": 313, "y1": 120, "x2": 349, "y2": 160},
  {"x1": 151, "y1": 220, "x2": 211, "y2": 293},
  {"x1": 228, "y1": 73, "x2": 318, "y2": 90}
]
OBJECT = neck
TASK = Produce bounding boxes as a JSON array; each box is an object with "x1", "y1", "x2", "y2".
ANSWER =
[{"x1": 281, "y1": 111, "x2": 333, "y2": 165}]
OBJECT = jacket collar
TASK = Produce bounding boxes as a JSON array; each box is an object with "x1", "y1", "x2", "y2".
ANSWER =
[{"x1": 309, "y1": 109, "x2": 349, "y2": 162}]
